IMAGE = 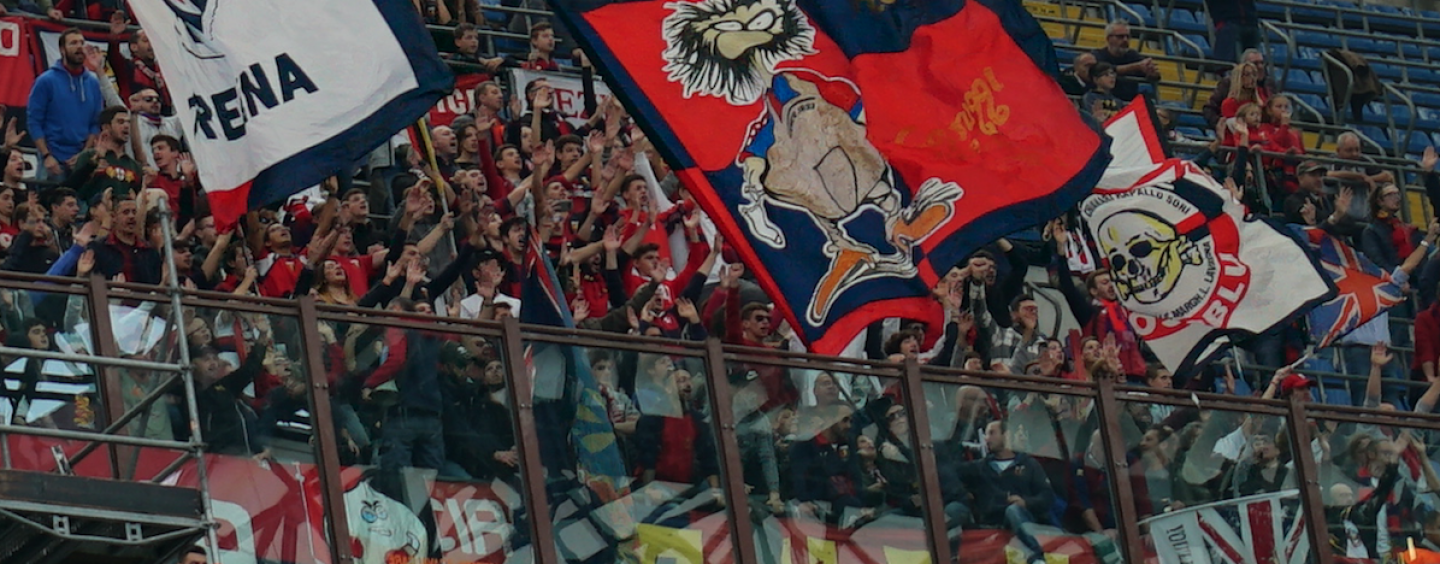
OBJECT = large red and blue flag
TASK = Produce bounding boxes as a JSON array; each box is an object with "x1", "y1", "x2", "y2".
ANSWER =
[
  {"x1": 1290, "y1": 226, "x2": 1405, "y2": 348},
  {"x1": 552, "y1": 0, "x2": 1110, "y2": 353}
]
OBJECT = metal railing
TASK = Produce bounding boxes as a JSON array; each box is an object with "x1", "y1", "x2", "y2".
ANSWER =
[{"x1": 2, "y1": 266, "x2": 1440, "y2": 563}]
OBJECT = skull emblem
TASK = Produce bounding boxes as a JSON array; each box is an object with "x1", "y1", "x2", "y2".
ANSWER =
[{"x1": 1096, "y1": 210, "x2": 1205, "y2": 305}]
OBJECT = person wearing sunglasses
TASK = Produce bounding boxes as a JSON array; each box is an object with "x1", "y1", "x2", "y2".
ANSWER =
[
  {"x1": 1090, "y1": 20, "x2": 1159, "y2": 102},
  {"x1": 127, "y1": 88, "x2": 183, "y2": 169}
]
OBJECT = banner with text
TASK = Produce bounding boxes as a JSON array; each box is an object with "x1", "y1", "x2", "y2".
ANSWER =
[{"x1": 126, "y1": 0, "x2": 452, "y2": 228}]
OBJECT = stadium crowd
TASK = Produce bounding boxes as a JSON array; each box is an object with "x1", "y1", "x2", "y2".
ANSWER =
[{"x1": 3, "y1": 2, "x2": 1440, "y2": 563}]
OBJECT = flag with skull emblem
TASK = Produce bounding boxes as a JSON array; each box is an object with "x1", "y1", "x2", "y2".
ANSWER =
[
  {"x1": 550, "y1": 0, "x2": 1110, "y2": 354},
  {"x1": 1079, "y1": 100, "x2": 1332, "y2": 375}
]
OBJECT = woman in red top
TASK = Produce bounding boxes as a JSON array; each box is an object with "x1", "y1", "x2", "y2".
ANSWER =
[{"x1": 1219, "y1": 62, "x2": 1266, "y2": 122}]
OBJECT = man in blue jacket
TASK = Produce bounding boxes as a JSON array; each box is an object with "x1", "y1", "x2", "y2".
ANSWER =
[
  {"x1": 27, "y1": 28, "x2": 103, "y2": 181},
  {"x1": 962, "y1": 419, "x2": 1057, "y2": 564}
]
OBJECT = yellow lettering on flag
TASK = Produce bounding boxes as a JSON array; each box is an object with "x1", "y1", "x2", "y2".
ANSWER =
[
  {"x1": 882, "y1": 546, "x2": 932, "y2": 564},
  {"x1": 636, "y1": 523, "x2": 703, "y2": 564}
]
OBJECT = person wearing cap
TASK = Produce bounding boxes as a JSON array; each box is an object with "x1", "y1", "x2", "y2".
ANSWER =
[
  {"x1": 191, "y1": 328, "x2": 271, "y2": 456},
  {"x1": 1282, "y1": 160, "x2": 1360, "y2": 234}
]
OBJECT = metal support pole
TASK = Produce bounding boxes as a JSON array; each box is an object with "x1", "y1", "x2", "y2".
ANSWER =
[
  {"x1": 900, "y1": 358, "x2": 953, "y2": 564},
  {"x1": 500, "y1": 316, "x2": 560, "y2": 564},
  {"x1": 298, "y1": 297, "x2": 356, "y2": 563},
  {"x1": 84, "y1": 273, "x2": 124, "y2": 479},
  {"x1": 702, "y1": 338, "x2": 758, "y2": 564},
  {"x1": 1093, "y1": 377, "x2": 1145, "y2": 564},
  {"x1": 156, "y1": 198, "x2": 220, "y2": 554},
  {"x1": 68, "y1": 373, "x2": 182, "y2": 468},
  {"x1": 1287, "y1": 396, "x2": 1335, "y2": 564}
]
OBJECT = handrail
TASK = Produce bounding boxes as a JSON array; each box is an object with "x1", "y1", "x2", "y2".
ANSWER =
[
  {"x1": 1320, "y1": 50, "x2": 1357, "y2": 127},
  {"x1": 1384, "y1": 82, "x2": 1418, "y2": 160},
  {"x1": 1032, "y1": 14, "x2": 1208, "y2": 61},
  {"x1": 1263, "y1": 21, "x2": 1299, "y2": 94}
]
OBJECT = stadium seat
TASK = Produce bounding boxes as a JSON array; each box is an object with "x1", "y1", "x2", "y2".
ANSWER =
[
  {"x1": 1410, "y1": 91, "x2": 1440, "y2": 109},
  {"x1": 1346, "y1": 38, "x2": 1377, "y2": 54},
  {"x1": 1285, "y1": 69, "x2": 1327, "y2": 95},
  {"x1": 1360, "y1": 125, "x2": 1394, "y2": 151},
  {"x1": 1370, "y1": 63, "x2": 1403, "y2": 81},
  {"x1": 1169, "y1": 9, "x2": 1208, "y2": 33},
  {"x1": 1296, "y1": 31, "x2": 1342, "y2": 49},
  {"x1": 1295, "y1": 93, "x2": 1332, "y2": 121},
  {"x1": 1179, "y1": 34, "x2": 1211, "y2": 58},
  {"x1": 1127, "y1": 4, "x2": 1156, "y2": 26}
]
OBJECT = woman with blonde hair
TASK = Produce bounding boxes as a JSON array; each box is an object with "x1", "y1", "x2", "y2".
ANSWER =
[{"x1": 1220, "y1": 62, "x2": 1266, "y2": 121}]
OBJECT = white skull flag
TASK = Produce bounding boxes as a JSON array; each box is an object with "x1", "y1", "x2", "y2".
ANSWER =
[{"x1": 1078, "y1": 99, "x2": 1332, "y2": 375}]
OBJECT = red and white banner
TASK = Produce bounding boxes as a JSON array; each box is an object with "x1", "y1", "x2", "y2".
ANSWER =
[
  {"x1": 1141, "y1": 490, "x2": 1309, "y2": 564},
  {"x1": 427, "y1": 72, "x2": 489, "y2": 127},
  {"x1": 1079, "y1": 99, "x2": 1331, "y2": 375},
  {"x1": 508, "y1": 67, "x2": 611, "y2": 126},
  {"x1": 0, "y1": 17, "x2": 34, "y2": 107}
]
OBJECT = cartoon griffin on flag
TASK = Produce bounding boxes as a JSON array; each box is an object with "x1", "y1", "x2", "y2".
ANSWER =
[{"x1": 661, "y1": 0, "x2": 964, "y2": 325}]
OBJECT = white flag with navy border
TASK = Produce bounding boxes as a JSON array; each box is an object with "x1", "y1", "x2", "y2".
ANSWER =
[{"x1": 127, "y1": 0, "x2": 452, "y2": 227}]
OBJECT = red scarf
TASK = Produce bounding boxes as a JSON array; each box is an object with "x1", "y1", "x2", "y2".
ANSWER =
[{"x1": 1380, "y1": 213, "x2": 1416, "y2": 259}]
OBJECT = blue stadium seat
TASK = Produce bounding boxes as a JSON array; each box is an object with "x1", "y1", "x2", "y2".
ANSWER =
[
  {"x1": 1127, "y1": 4, "x2": 1156, "y2": 26},
  {"x1": 1268, "y1": 43, "x2": 1291, "y2": 65},
  {"x1": 1295, "y1": 93, "x2": 1332, "y2": 121},
  {"x1": 1346, "y1": 38, "x2": 1377, "y2": 54},
  {"x1": 1176, "y1": 112, "x2": 1208, "y2": 130},
  {"x1": 1406, "y1": 67, "x2": 1440, "y2": 86},
  {"x1": 1360, "y1": 125, "x2": 1394, "y2": 151},
  {"x1": 1411, "y1": 92, "x2": 1440, "y2": 109},
  {"x1": 1169, "y1": 9, "x2": 1209, "y2": 33},
  {"x1": 1292, "y1": 47, "x2": 1324, "y2": 71},
  {"x1": 1178, "y1": 35, "x2": 1211, "y2": 58},
  {"x1": 1295, "y1": 31, "x2": 1342, "y2": 49},
  {"x1": 1361, "y1": 102, "x2": 1387, "y2": 125},
  {"x1": 1415, "y1": 107, "x2": 1440, "y2": 132},
  {"x1": 1399, "y1": 42, "x2": 1424, "y2": 60},
  {"x1": 1370, "y1": 63, "x2": 1403, "y2": 81},
  {"x1": 1177, "y1": 126, "x2": 1209, "y2": 140},
  {"x1": 1285, "y1": 69, "x2": 1327, "y2": 95}
]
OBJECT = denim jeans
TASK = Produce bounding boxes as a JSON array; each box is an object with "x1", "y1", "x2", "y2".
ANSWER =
[
  {"x1": 379, "y1": 413, "x2": 445, "y2": 472},
  {"x1": 1004, "y1": 504, "x2": 1048, "y2": 564}
]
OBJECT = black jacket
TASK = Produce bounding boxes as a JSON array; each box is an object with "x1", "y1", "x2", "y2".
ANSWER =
[
  {"x1": 961, "y1": 452, "x2": 1056, "y2": 526},
  {"x1": 196, "y1": 344, "x2": 266, "y2": 454}
]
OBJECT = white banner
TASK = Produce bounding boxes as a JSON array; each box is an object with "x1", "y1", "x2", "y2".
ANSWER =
[
  {"x1": 1079, "y1": 100, "x2": 1331, "y2": 375},
  {"x1": 509, "y1": 67, "x2": 611, "y2": 127},
  {"x1": 1142, "y1": 491, "x2": 1309, "y2": 564},
  {"x1": 126, "y1": 0, "x2": 450, "y2": 225}
]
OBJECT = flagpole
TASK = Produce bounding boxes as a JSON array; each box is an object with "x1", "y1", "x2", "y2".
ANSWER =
[{"x1": 413, "y1": 116, "x2": 460, "y2": 261}]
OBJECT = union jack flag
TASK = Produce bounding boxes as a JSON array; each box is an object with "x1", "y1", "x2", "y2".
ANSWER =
[
  {"x1": 1291, "y1": 226, "x2": 1404, "y2": 348},
  {"x1": 1145, "y1": 491, "x2": 1310, "y2": 564}
]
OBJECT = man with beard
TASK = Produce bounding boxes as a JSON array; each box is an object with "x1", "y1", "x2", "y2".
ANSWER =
[
  {"x1": 65, "y1": 106, "x2": 143, "y2": 201},
  {"x1": 107, "y1": 12, "x2": 169, "y2": 110},
  {"x1": 27, "y1": 29, "x2": 103, "y2": 181}
]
